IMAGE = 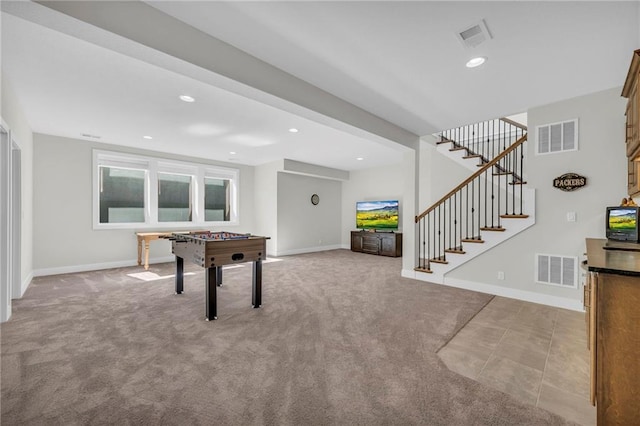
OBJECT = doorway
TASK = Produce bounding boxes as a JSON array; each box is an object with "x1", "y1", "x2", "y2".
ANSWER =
[{"x1": 0, "y1": 125, "x2": 10, "y2": 321}]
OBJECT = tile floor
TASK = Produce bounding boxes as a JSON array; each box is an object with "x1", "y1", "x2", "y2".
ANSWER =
[{"x1": 438, "y1": 296, "x2": 596, "y2": 426}]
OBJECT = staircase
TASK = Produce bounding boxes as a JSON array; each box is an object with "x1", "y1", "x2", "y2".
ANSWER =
[{"x1": 415, "y1": 117, "x2": 535, "y2": 283}]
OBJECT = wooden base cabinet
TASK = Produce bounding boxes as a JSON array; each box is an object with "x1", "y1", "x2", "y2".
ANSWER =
[
  {"x1": 351, "y1": 231, "x2": 402, "y2": 257},
  {"x1": 593, "y1": 272, "x2": 640, "y2": 425},
  {"x1": 585, "y1": 239, "x2": 640, "y2": 425}
]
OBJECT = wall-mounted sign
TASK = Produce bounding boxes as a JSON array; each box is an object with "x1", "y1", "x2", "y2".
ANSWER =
[{"x1": 553, "y1": 172, "x2": 587, "y2": 192}]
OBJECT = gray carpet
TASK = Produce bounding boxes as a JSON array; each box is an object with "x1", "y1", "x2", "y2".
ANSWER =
[{"x1": 1, "y1": 249, "x2": 574, "y2": 425}]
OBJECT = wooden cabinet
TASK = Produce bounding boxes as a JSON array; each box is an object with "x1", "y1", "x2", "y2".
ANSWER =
[
  {"x1": 351, "y1": 231, "x2": 402, "y2": 257},
  {"x1": 622, "y1": 49, "x2": 640, "y2": 196},
  {"x1": 585, "y1": 239, "x2": 640, "y2": 424}
]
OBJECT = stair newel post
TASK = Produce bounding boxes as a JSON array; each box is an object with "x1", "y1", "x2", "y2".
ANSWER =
[
  {"x1": 426, "y1": 213, "x2": 429, "y2": 270},
  {"x1": 448, "y1": 198, "x2": 452, "y2": 250},
  {"x1": 491, "y1": 151, "x2": 495, "y2": 228},
  {"x1": 483, "y1": 167, "x2": 488, "y2": 228},
  {"x1": 454, "y1": 192, "x2": 457, "y2": 250},
  {"x1": 436, "y1": 204, "x2": 441, "y2": 262},
  {"x1": 519, "y1": 142, "x2": 525, "y2": 215},
  {"x1": 511, "y1": 148, "x2": 516, "y2": 215}
]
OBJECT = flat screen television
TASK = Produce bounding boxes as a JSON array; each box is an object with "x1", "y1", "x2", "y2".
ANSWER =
[
  {"x1": 606, "y1": 206, "x2": 640, "y2": 243},
  {"x1": 356, "y1": 200, "x2": 399, "y2": 230}
]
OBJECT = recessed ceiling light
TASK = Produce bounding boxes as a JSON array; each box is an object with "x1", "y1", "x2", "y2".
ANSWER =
[
  {"x1": 356, "y1": 157, "x2": 364, "y2": 161},
  {"x1": 143, "y1": 135, "x2": 153, "y2": 140},
  {"x1": 466, "y1": 57, "x2": 486, "y2": 68},
  {"x1": 289, "y1": 128, "x2": 299, "y2": 133},
  {"x1": 179, "y1": 95, "x2": 195, "y2": 103},
  {"x1": 229, "y1": 151, "x2": 236, "y2": 155}
]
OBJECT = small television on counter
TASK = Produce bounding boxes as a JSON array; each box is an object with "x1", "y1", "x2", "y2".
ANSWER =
[
  {"x1": 356, "y1": 200, "x2": 399, "y2": 230},
  {"x1": 606, "y1": 206, "x2": 640, "y2": 243}
]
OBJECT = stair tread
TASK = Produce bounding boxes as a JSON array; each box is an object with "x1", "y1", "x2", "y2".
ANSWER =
[
  {"x1": 414, "y1": 267, "x2": 433, "y2": 273},
  {"x1": 449, "y1": 147, "x2": 467, "y2": 152},
  {"x1": 430, "y1": 257, "x2": 448, "y2": 264},
  {"x1": 480, "y1": 226, "x2": 506, "y2": 232},
  {"x1": 500, "y1": 214, "x2": 530, "y2": 218},
  {"x1": 444, "y1": 248, "x2": 466, "y2": 254},
  {"x1": 461, "y1": 238, "x2": 484, "y2": 243},
  {"x1": 463, "y1": 154, "x2": 481, "y2": 159}
]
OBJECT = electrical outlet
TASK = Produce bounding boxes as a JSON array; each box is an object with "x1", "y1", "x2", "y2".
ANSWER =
[
  {"x1": 498, "y1": 271, "x2": 505, "y2": 280},
  {"x1": 567, "y1": 212, "x2": 576, "y2": 222}
]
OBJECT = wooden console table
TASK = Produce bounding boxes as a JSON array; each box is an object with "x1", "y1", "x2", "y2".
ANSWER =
[
  {"x1": 136, "y1": 231, "x2": 204, "y2": 270},
  {"x1": 350, "y1": 231, "x2": 402, "y2": 257}
]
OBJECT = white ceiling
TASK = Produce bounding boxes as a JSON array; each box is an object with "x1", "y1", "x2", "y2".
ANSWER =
[{"x1": 2, "y1": 1, "x2": 638, "y2": 171}]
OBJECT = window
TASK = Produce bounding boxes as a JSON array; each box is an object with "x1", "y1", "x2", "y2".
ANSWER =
[
  {"x1": 204, "y1": 177, "x2": 230, "y2": 221},
  {"x1": 99, "y1": 166, "x2": 146, "y2": 223},
  {"x1": 93, "y1": 150, "x2": 239, "y2": 229},
  {"x1": 158, "y1": 173, "x2": 192, "y2": 222},
  {"x1": 536, "y1": 119, "x2": 578, "y2": 155}
]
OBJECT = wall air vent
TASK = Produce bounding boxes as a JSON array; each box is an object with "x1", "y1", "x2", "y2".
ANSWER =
[
  {"x1": 456, "y1": 19, "x2": 492, "y2": 49},
  {"x1": 535, "y1": 254, "x2": 578, "y2": 289},
  {"x1": 536, "y1": 119, "x2": 578, "y2": 155}
]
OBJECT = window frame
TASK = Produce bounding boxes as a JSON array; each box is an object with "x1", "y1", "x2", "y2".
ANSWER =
[{"x1": 93, "y1": 150, "x2": 239, "y2": 230}]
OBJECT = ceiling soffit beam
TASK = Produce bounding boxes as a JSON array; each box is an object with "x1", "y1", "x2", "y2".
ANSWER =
[{"x1": 31, "y1": 0, "x2": 419, "y2": 150}]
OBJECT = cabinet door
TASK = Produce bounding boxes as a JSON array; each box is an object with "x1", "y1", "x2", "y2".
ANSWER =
[
  {"x1": 628, "y1": 154, "x2": 640, "y2": 196},
  {"x1": 379, "y1": 235, "x2": 396, "y2": 256},
  {"x1": 362, "y1": 235, "x2": 380, "y2": 254},
  {"x1": 588, "y1": 272, "x2": 597, "y2": 407},
  {"x1": 626, "y1": 80, "x2": 638, "y2": 156},
  {"x1": 351, "y1": 233, "x2": 363, "y2": 252}
]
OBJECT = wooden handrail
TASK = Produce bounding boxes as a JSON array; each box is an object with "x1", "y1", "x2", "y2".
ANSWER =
[
  {"x1": 500, "y1": 117, "x2": 528, "y2": 131},
  {"x1": 415, "y1": 133, "x2": 528, "y2": 222}
]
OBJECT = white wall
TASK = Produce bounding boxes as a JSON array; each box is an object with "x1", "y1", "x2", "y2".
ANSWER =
[
  {"x1": 276, "y1": 172, "x2": 342, "y2": 255},
  {"x1": 341, "y1": 155, "x2": 417, "y2": 270},
  {"x1": 32, "y1": 134, "x2": 255, "y2": 274},
  {"x1": 1, "y1": 73, "x2": 34, "y2": 297},
  {"x1": 253, "y1": 160, "x2": 280, "y2": 256},
  {"x1": 446, "y1": 87, "x2": 626, "y2": 308},
  {"x1": 341, "y1": 161, "x2": 406, "y2": 245}
]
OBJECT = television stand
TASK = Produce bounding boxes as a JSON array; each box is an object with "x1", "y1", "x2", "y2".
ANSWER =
[{"x1": 350, "y1": 231, "x2": 402, "y2": 257}]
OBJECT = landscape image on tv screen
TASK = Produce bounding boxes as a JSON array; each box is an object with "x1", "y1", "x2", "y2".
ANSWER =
[
  {"x1": 356, "y1": 200, "x2": 399, "y2": 229},
  {"x1": 609, "y1": 208, "x2": 637, "y2": 230}
]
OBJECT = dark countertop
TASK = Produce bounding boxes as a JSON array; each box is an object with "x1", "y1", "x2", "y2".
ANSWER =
[{"x1": 586, "y1": 238, "x2": 640, "y2": 277}]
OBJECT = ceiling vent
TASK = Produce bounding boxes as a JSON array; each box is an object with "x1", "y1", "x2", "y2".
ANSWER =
[{"x1": 456, "y1": 20, "x2": 492, "y2": 49}]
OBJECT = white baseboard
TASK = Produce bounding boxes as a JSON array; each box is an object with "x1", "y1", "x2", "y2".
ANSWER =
[
  {"x1": 33, "y1": 256, "x2": 175, "y2": 277},
  {"x1": 17, "y1": 271, "x2": 33, "y2": 298},
  {"x1": 403, "y1": 268, "x2": 583, "y2": 312},
  {"x1": 274, "y1": 244, "x2": 343, "y2": 257}
]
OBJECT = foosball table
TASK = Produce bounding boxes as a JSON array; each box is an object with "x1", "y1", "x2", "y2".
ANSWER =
[{"x1": 169, "y1": 231, "x2": 269, "y2": 320}]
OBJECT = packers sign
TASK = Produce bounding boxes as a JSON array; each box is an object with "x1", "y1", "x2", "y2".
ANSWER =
[{"x1": 553, "y1": 173, "x2": 587, "y2": 192}]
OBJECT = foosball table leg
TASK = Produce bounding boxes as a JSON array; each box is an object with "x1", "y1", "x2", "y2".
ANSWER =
[
  {"x1": 205, "y1": 267, "x2": 219, "y2": 320},
  {"x1": 252, "y1": 260, "x2": 262, "y2": 308},
  {"x1": 216, "y1": 267, "x2": 223, "y2": 287},
  {"x1": 175, "y1": 256, "x2": 184, "y2": 294}
]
